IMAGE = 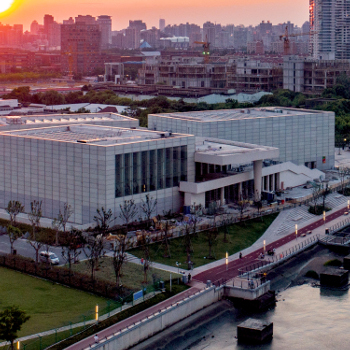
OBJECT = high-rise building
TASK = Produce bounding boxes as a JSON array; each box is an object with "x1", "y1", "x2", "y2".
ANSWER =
[
  {"x1": 97, "y1": 15, "x2": 112, "y2": 49},
  {"x1": 335, "y1": 0, "x2": 350, "y2": 59},
  {"x1": 30, "y1": 20, "x2": 39, "y2": 35},
  {"x1": 61, "y1": 17, "x2": 101, "y2": 76},
  {"x1": 309, "y1": 0, "x2": 350, "y2": 59},
  {"x1": 159, "y1": 19, "x2": 165, "y2": 31}
]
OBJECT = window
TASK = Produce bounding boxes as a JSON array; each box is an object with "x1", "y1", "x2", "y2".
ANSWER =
[{"x1": 115, "y1": 146, "x2": 188, "y2": 197}]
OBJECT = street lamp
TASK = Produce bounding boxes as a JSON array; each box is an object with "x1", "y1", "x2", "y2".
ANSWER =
[
  {"x1": 295, "y1": 224, "x2": 298, "y2": 239},
  {"x1": 226, "y1": 252, "x2": 228, "y2": 270},
  {"x1": 323, "y1": 210, "x2": 326, "y2": 225},
  {"x1": 263, "y1": 240, "x2": 266, "y2": 254}
]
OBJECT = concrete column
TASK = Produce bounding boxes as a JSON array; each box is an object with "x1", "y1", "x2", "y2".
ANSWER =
[
  {"x1": 253, "y1": 160, "x2": 262, "y2": 201},
  {"x1": 271, "y1": 174, "x2": 275, "y2": 192},
  {"x1": 238, "y1": 182, "x2": 242, "y2": 199},
  {"x1": 275, "y1": 173, "x2": 280, "y2": 190},
  {"x1": 220, "y1": 187, "x2": 225, "y2": 206}
]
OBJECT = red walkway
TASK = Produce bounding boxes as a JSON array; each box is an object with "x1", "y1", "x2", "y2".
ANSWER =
[
  {"x1": 68, "y1": 206, "x2": 348, "y2": 349},
  {"x1": 193, "y1": 206, "x2": 349, "y2": 284}
]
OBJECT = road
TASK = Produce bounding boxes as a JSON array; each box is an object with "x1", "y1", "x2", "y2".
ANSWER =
[{"x1": 0, "y1": 235, "x2": 87, "y2": 264}]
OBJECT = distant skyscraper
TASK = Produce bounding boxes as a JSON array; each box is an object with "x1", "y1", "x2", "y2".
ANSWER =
[
  {"x1": 309, "y1": 0, "x2": 350, "y2": 59},
  {"x1": 30, "y1": 20, "x2": 39, "y2": 35},
  {"x1": 61, "y1": 17, "x2": 101, "y2": 75},
  {"x1": 159, "y1": 19, "x2": 165, "y2": 31},
  {"x1": 97, "y1": 15, "x2": 112, "y2": 49}
]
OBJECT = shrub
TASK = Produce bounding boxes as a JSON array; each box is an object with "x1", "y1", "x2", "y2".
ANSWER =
[
  {"x1": 305, "y1": 270, "x2": 319, "y2": 279},
  {"x1": 324, "y1": 259, "x2": 342, "y2": 267},
  {"x1": 308, "y1": 205, "x2": 331, "y2": 215}
]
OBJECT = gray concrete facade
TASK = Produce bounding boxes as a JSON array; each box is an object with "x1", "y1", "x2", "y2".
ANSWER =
[
  {"x1": 0, "y1": 125, "x2": 195, "y2": 225},
  {"x1": 148, "y1": 107, "x2": 335, "y2": 171}
]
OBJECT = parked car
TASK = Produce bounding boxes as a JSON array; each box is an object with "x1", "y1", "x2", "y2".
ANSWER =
[{"x1": 39, "y1": 251, "x2": 60, "y2": 265}]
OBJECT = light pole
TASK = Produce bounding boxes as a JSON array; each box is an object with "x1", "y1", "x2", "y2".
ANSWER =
[
  {"x1": 176, "y1": 261, "x2": 181, "y2": 274},
  {"x1": 295, "y1": 224, "x2": 298, "y2": 239},
  {"x1": 323, "y1": 210, "x2": 326, "y2": 225},
  {"x1": 263, "y1": 240, "x2": 266, "y2": 254},
  {"x1": 226, "y1": 252, "x2": 228, "y2": 270}
]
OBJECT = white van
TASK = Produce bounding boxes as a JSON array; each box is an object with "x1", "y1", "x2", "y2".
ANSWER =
[{"x1": 39, "y1": 251, "x2": 60, "y2": 265}]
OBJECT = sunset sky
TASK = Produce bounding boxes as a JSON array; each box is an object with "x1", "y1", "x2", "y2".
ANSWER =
[{"x1": 0, "y1": 0, "x2": 309, "y2": 31}]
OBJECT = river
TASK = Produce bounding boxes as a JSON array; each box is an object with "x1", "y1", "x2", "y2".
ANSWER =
[{"x1": 134, "y1": 247, "x2": 350, "y2": 350}]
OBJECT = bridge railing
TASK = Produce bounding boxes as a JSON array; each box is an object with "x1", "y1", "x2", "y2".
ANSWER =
[{"x1": 238, "y1": 234, "x2": 319, "y2": 276}]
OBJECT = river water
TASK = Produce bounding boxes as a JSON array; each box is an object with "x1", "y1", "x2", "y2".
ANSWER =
[
  {"x1": 184, "y1": 284, "x2": 350, "y2": 350},
  {"x1": 136, "y1": 247, "x2": 350, "y2": 350}
]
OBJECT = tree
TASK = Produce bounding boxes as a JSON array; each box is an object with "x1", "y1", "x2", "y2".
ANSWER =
[
  {"x1": 140, "y1": 194, "x2": 157, "y2": 228},
  {"x1": 5, "y1": 201, "x2": 24, "y2": 226},
  {"x1": 206, "y1": 219, "x2": 218, "y2": 260},
  {"x1": 339, "y1": 167, "x2": 350, "y2": 194},
  {"x1": 0, "y1": 306, "x2": 30, "y2": 350},
  {"x1": 119, "y1": 200, "x2": 138, "y2": 230},
  {"x1": 311, "y1": 183, "x2": 322, "y2": 213},
  {"x1": 7, "y1": 225, "x2": 21, "y2": 255},
  {"x1": 139, "y1": 232, "x2": 151, "y2": 283},
  {"x1": 160, "y1": 220, "x2": 171, "y2": 258},
  {"x1": 321, "y1": 183, "x2": 330, "y2": 210},
  {"x1": 84, "y1": 234, "x2": 105, "y2": 283},
  {"x1": 61, "y1": 228, "x2": 85, "y2": 282},
  {"x1": 94, "y1": 207, "x2": 114, "y2": 237},
  {"x1": 182, "y1": 223, "x2": 194, "y2": 270},
  {"x1": 28, "y1": 200, "x2": 43, "y2": 264},
  {"x1": 52, "y1": 203, "x2": 73, "y2": 245},
  {"x1": 236, "y1": 192, "x2": 250, "y2": 221},
  {"x1": 111, "y1": 232, "x2": 127, "y2": 289}
]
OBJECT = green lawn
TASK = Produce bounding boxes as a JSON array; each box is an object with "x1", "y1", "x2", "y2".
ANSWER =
[
  {"x1": 70, "y1": 257, "x2": 180, "y2": 291},
  {"x1": 130, "y1": 213, "x2": 278, "y2": 270},
  {"x1": 0, "y1": 267, "x2": 108, "y2": 338}
]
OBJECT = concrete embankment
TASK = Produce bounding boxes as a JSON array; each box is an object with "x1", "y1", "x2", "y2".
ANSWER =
[{"x1": 91, "y1": 286, "x2": 224, "y2": 350}]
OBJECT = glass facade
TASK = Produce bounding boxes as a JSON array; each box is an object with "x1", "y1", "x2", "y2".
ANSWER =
[{"x1": 115, "y1": 146, "x2": 187, "y2": 198}]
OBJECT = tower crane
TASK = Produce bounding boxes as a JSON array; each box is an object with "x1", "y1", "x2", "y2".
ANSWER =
[
  {"x1": 279, "y1": 26, "x2": 317, "y2": 55},
  {"x1": 194, "y1": 35, "x2": 210, "y2": 64}
]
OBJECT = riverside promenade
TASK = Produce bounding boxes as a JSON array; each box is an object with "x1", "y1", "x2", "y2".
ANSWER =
[{"x1": 66, "y1": 201, "x2": 350, "y2": 350}]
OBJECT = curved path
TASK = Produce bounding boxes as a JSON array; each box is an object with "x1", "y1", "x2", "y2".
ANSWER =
[{"x1": 193, "y1": 206, "x2": 349, "y2": 284}]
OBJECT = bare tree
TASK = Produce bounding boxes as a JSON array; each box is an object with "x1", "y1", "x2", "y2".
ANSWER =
[
  {"x1": 52, "y1": 203, "x2": 73, "y2": 245},
  {"x1": 112, "y1": 232, "x2": 127, "y2": 289},
  {"x1": 7, "y1": 225, "x2": 21, "y2": 254},
  {"x1": 222, "y1": 216, "x2": 231, "y2": 243},
  {"x1": 182, "y1": 223, "x2": 194, "y2": 270},
  {"x1": 206, "y1": 219, "x2": 218, "y2": 260},
  {"x1": 140, "y1": 194, "x2": 157, "y2": 228},
  {"x1": 84, "y1": 234, "x2": 105, "y2": 283},
  {"x1": 139, "y1": 232, "x2": 151, "y2": 283},
  {"x1": 236, "y1": 192, "x2": 250, "y2": 221},
  {"x1": 28, "y1": 200, "x2": 43, "y2": 264},
  {"x1": 119, "y1": 199, "x2": 138, "y2": 230},
  {"x1": 61, "y1": 228, "x2": 85, "y2": 282},
  {"x1": 339, "y1": 167, "x2": 350, "y2": 195},
  {"x1": 160, "y1": 220, "x2": 171, "y2": 258},
  {"x1": 93, "y1": 207, "x2": 114, "y2": 237},
  {"x1": 311, "y1": 184, "x2": 322, "y2": 213},
  {"x1": 321, "y1": 183, "x2": 330, "y2": 210},
  {"x1": 5, "y1": 201, "x2": 24, "y2": 226}
]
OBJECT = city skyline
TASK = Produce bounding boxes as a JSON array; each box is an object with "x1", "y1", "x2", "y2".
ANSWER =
[{"x1": 0, "y1": 0, "x2": 309, "y2": 31}]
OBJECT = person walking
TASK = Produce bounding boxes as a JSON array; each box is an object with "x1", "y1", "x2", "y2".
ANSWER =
[{"x1": 94, "y1": 334, "x2": 99, "y2": 344}]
